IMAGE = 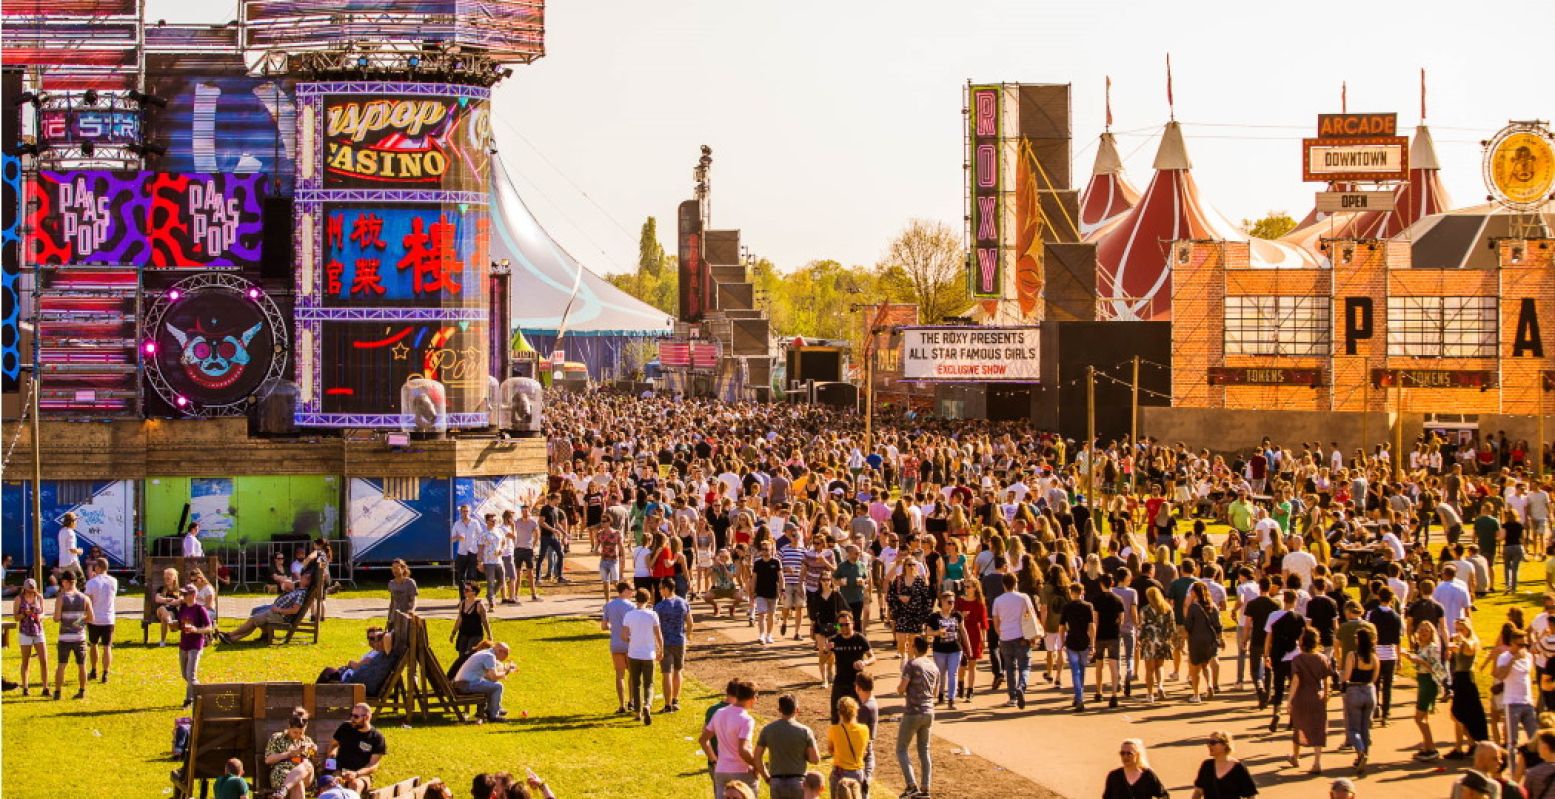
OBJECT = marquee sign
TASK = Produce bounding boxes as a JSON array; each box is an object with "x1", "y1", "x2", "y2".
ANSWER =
[
  {"x1": 1484, "y1": 122, "x2": 1555, "y2": 211},
  {"x1": 1314, "y1": 191, "x2": 1396, "y2": 213},
  {"x1": 1302, "y1": 136, "x2": 1409, "y2": 182},
  {"x1": 1208, "y1": 367, "x2": 1324, "y2": 387},
  {"x1": 968, "y1": 85, "x2": 1003, "y2": 299},
  {"x1": 901, "y1": 325, "x2": 1039, "y2": 382},
  {"x1": 322, "y1": 93, "x2": 491, "y2": 192},
  {"x1": 26, "y1": 171, "x2": 266, "y2": 269},
  {"x1": 1316, "y1": 113, "x2": 1397, "y2": 138}
]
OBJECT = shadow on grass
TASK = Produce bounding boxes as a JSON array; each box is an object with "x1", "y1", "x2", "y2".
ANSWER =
[{"x1": 533, "y1": 633, "x2": 605, "y2": 643}]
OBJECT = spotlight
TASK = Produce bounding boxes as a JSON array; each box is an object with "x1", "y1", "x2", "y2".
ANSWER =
[
  {"x1": 357, "y1": 55, "x2": 370, "y2": 68},
  {"x1": 143, "y1": 341, "x2": 157, "y2": 355},
  {"x1": 82, "y1": 89, "x2": 98, "y2": 106},
  {"x1": 168, "y1": 289, "x2": 181, "y2": 302},
  {"x1": 247, "y1": 288, "x2": 261, "y2": 300},
  {"x1": 175, "y1": 395, "x2": 188, "y2": 408},
  {"x1": 407, "y1": 55, "x2": 421, "y2": 68},
  {"x1": 126, "y1": 90, "x2": 167, "y2": 109}
]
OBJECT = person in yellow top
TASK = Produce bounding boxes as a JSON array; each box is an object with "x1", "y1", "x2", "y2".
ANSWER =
[{"x1": 827, "y1": 696, "x2": 870, "y2": 797}]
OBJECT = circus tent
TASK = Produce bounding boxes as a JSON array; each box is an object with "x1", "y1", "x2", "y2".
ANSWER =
[
  {"x1": 489, "y1": 154, "x2": 673, "y2": 377},
  {"x1": 1078, "y1": 132, "x2": 1140, "y2": 237},
  {"x1": 1089, "y1": 121, "x2": 1319, "y2": 321}
]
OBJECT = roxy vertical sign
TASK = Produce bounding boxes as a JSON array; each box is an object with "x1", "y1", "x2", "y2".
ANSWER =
[{"x1": 968, "y1": 85, "x2": 1002, "y2": 299}]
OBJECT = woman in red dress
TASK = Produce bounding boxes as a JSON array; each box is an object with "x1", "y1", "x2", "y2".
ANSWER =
[{"x1": 954, "y1": 577, "x2": 989, "y2": 701}]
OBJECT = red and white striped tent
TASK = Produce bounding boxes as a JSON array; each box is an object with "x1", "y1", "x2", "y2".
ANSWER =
[
  {"x1": 1089, "y1": 121, "x2": 1319, "y2": 321},
  {"x1": 1079, "y1": 132, "x2": 1141, "y2": 237}
]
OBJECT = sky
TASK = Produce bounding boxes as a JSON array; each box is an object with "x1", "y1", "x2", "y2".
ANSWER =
[{"x1": 153, "y1": 0, "x2": 1554, "y2": 275}]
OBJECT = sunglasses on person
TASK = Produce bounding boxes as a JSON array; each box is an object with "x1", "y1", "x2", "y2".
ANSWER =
[{"x1": 1119, "y1": 749, "x2": 1137, "y2": 757}]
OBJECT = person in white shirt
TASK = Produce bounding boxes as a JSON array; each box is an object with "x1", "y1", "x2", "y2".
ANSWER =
[
  {"x1": 181, "y1": 522, "x2": 205, "y2": 559},
  {"x1": 83, "y1": 558, "x2": 117, "y2": 683},
  {"x1": 450, "y1": 505, "x2": 483, "y2": 585},
  {"x1": 990, "y1": 573, "x2": 1038, "y2": 709},
  {"x1": 57, "y1": 512, "x2": 84, "y2": 582},
  {"x1": 1281, "y1": 536, "x2": 1318, "y2": 590},
  {"x1": 1494, "y1": 631, "x2": 1537, "y2": 752},
  {"x1": 452, "y1": 641, "x2": 513, "y2": 722},
  {"x1": 1379, "y1": 528, "x2": 1406, "y2": 563},
  {"x1": 1253, "y1": 511, "x2": 1282, "y2": 551},
  {"x1": 1431, "y1": 564, "x2": 1474, "y2": 631},
  {"x1": 620, "y1": 589, "x2": 663, "y2": 725},
  {"x1": 478, "y1": 514, "x2": 505, "y2": 609}
]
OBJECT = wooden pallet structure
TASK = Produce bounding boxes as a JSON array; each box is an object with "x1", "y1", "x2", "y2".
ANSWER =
[
  {"x1": 371, "y1": 612, "x2": 487, "y2": 723},
  {"x1": 141, "y1": 555, "x2": 224, "y2": 644}
]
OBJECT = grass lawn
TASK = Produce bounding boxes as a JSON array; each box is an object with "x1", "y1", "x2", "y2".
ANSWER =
[{"x1": 1, "y1": 614, "x2": 717, "y2": 799}]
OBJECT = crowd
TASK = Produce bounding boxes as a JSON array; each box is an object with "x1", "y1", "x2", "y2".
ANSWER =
[{"x1": 537, "y1": 390, "x2": 1555, "y2": 798}]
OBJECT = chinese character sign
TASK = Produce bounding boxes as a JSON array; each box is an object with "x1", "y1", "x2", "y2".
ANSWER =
[{"x1": 322, "y1": 204, "x2": 488, "y2": 306}]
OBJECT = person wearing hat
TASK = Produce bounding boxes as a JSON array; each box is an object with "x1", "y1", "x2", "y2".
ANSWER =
[
  {"x1": 1452, "y1": 768, "x2": 1501, "y2": 799},
  {"x1": 176, "y1": 582, "x2": 215, "y2": 707},
  {"x1": 13, "y1": 577, "x2": 52, "y2": 696},
  {"x1": 315, "y1": 772, "x2": 360, "y2": 799},
  {"x1": 51, "y1": 569, "x2": 93, "y2": 700},
  {"x1": 1330, "y1": 777, "x2": 1357, "y2": 799},
  {"x1": 56, "y1": 511, "x2": 84, "y2": 584}
]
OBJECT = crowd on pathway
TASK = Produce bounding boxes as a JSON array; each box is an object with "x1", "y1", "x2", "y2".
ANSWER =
[{"x1": 538, "y1": 390, "x2": 1555, "y2": 799}]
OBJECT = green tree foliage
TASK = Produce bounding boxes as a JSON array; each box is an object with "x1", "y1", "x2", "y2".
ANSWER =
[
  {"x1": 606, "y1": 217, "x2": 678, "y2": 315},
  {"x1": 1242, "y1": 211, "x2": 1298, "y2": 240}
]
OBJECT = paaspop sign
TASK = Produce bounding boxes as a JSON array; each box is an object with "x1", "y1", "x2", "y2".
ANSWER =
[{"x1": 901, "y1": 326, "x2": 1039, "y2": 382}]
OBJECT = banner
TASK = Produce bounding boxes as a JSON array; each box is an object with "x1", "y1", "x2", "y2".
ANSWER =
[
  {"x1": 27, "y1": 171, "x2": 266, "y2": 268},
  {"x1": 677, "y1": 199, "x2": 705, "y2": 322},
  {"x1": 901, "y1": 326, "x2": 1040, "y2": 382},
  {"x1": 190, "y1": 477, "x2": 237, "y2": 536}
]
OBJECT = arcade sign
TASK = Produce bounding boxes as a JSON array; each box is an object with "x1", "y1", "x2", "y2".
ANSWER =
[
  {"x1": 1316, "y1": 113, "x2": 1397, "y2": 138},
  {"x1": 1207, "y1": 367, "x2": 1324, "y2": 387},
  {"x1": 901, "y1": 325, "x2": 1039, "y2": 382}
]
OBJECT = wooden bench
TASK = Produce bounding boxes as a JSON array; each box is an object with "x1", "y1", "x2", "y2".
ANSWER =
[
  {"x1": 252, "y1": 682, "x2": 363, "y2": 794},
  {"x1": 142, "y1": 555, "x2": 223, "y2": 644},
  {"x1": 372, "y1": 613, "x2": 486, "y2": 723}
]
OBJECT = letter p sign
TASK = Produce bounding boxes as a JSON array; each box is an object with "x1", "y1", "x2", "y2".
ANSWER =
[{"x1": 1343, "y1": 297, "x2": 1372, "y2": 355}]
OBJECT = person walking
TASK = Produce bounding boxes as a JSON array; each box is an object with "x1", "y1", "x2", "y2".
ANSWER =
[
  {"x1": 14, "y1": 578, "x2": 51, "y2": 696},
  {"x1": 83, "y1": 558, "x2": 117, "y2": 684},
  {"x1": 1103, "y1": 738, "x2": 1168, "y2": 799},
  {"x1": 991, "y1": 573, "x2": 1038, "y2": 709},
  {"x1": 1139, "y1": 586, "x2": 1175, "y2": 703},
  {"x1": 701, "y1": 679, "x2": 760, "y2": 799},
  {"x1": 51, "y1": 571, "x2": 93, "y2": 700},
  {"x1": 56, "y1": 511, "x2": 84, "y2": 584},
  {"x1": 386, "y1": 559, "x2": 418, "y2": 645},
  {"x1": 655, "y1": 577, "x2": 693, "y2": 712},
  {"x1": 1059, "y1": 582, "x2": 1096, "y2": 712},
  {"x1": 1189, "y1": 731, "x2": 1258, "y2": 799},
  {"x1": 1340, "y1": 628, "x2": 1379, "y2": 775},
  {"x1": 1184, "y1": 583, "x2": 1220, "y2": 703},
  {"x1": 1287, "y1": 628, "x2": 1333, "y2": 774},
  {"x1": 1493, "y1": 628, "x2": 1538, "y2": 753},
  {"x1": 826, "y1": 696, "x2": 870, "y2": 799},
  {"x1": 451, "y1": 582, "x2": 491, "y2": 655},
  {"x1": 621, "y1": 588, "x2": 663, "y2": 725},
  {"x1": 450, "y1": 504, "x2": 482, "y2": 585},
  {"x1": 753, "y1": 693, "x2": 819, "y2": 799},
  {"x1": 175, "y1": 584, "x2": 215, "y2": 708},
  {"x1": 601, "y1": 581, "x2": 635, "y2": 714},
  {"x1": 1264, "y1": 589, "x2": 1306, "y2": 731},
  {"x1": 1446, "y1": 618, "x2": 1489, "y2": 757},
  {"x1": 928, "y1": 591, "x2": 970, "y2": 709},
  {"x1": 826, "y1": 612, "x2": 875, "y2": 724},
  {"x1": 1092, "y1": 572, "x2": 1126, "y2": 708},
  {"x1": 478, "y1": 513, "x2": 505, "y2": 609},
  {"x1": 896, "y1": 635, "x2": 939, "y2": 797},
  {"x1": 954, "y1": 579, "x2": 988, "y2": 702},
  {"x1": 1404, "y1": 620, "x2": 1447, "y2": 761}
]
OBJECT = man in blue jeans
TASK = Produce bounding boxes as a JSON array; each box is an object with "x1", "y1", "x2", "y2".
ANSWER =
[
  {"x1": 452, "y1": 641, "x2": 513, "y2": 722},
  {"x1": 895, "y1": 635, "x2": 939, "y2": 797},
  {"x1": 538, "y1": 494, "x2": 569, "y2": 583},
  {"x1": 989, "y1": 573, "x2": 1034, "y2": 709},
  {"x1": 1058, "y1": 583, "x2": 1096, "y2": 712}
]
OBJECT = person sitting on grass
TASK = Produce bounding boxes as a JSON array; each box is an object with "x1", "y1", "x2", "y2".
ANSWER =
[
  {"x1": 453, "y1": 641, "x2": 514, "y2": 723},
  {"x1": 469, "y1": 770, "x2": 558, "y2": 799},
  {"x1": 326, "y1": 703, "x2": 386, "y2": 795},
  {"x1": 264, "y1": 712, "x2": 316, "y2": 799},
  {"x1": 213, "y1": 758, "x2": 250, "y2": 799},
  {"x1": 218, "y1": 574, "x2": 310, "y2": 643},
  {"x1": 316, "y1": 628, "x2": 396, "y2": 696}
]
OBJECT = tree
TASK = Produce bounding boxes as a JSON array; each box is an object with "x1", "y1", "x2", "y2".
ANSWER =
[
  {"x1": 882, "y1": 218, "x2": 966, "y2": 324},
  {"x1": 1242, "y1": 211, "x2": 1297, "y2": 240},
  {"x1": 637, "y1": 216, "x2": 664, "y2": 279}
]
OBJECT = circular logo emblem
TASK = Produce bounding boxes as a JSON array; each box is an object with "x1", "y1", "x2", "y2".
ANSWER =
[
  {"x1": 145, "y1": 273, "x2": 288, "y2": 416},
  {"x1": 1485, "y1": 125, "x2": 1555, "y2": 211}
]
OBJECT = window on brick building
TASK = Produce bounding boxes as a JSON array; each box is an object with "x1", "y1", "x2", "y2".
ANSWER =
[
  {"x1": 1386, "y1": 296, "x2": 1497, "y2": 358},
  {"x1": 1224, "y1": 296, "x2": 1331, "y2": 356}
]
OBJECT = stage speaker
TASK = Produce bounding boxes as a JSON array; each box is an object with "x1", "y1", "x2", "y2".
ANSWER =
[
  {"x1": 813, "y1": 381, "x2": 858, "y2": 408},
  {"x1": 787, "y1": 349, "x2": 842, "y2": 384},
  {"x1": 260, "y1": 197, "x2": 294, "y2": 280}
]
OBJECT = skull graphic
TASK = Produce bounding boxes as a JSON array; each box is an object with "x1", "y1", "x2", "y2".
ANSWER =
[{"x1": 167, "y1": 321, "x2": 263, "y2": 391}]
